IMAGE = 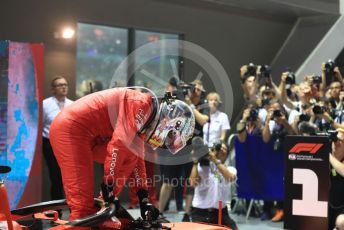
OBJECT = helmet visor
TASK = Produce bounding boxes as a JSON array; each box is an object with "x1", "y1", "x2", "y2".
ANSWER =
[
  {"x1": 146, "y1": 100, "x2": 195, "y2": 154},
  {"x1": 147, "y1": 118, "x2": 187, "y2": 154},
  {"x1": 165, "y1": 129, "x2": 186, "y2": 154}
]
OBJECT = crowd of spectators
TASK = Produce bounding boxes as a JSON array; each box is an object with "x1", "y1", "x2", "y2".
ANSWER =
[{"x1": 237, "y1": 60, "x2": 344, "y2": 228}]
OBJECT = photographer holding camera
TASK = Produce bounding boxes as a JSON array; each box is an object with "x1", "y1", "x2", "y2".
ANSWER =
[
  {"x1": 262, "y1": 101, "x2": 294, "y2": 144},
  {"x1": 280, "y1": 72, "x2": 314, "y2": 111},
  {"x1": 327, "y1": 81, "x2": 343, "y2": 112},
  {"x1": 261, "y1": 101, "x2": 294, "y2": 222},
  {"x1": 237, "y1": 104, "x2": 263, "y2": 143},
  {"x1": 187, "y1": 91, "x2": 231, "y2": 221},
  {"x1": 189, "y1": 142, "x2": 238, "y2": 230},
  {"x1": 314, "y1": 104, "x2": 344, "y2": 132},
  {"x1": 321, "y1": 60, "x2": 343, "y2": 88},
  {"x1": 240, "y1": 63, "x2": 259, "y2": 102},
  {"x1": 158, "y1": 78, "x2": 209, "y2": 221}
]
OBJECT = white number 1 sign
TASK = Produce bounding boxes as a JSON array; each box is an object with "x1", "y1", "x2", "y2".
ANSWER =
[{"x1": 292, "y1": 168, "x2": 327, "y2": 217}]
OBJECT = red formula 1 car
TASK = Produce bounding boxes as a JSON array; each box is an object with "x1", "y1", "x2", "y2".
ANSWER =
[{"x1": 0, "y1": 166, "x2": 231, "y2": 230}]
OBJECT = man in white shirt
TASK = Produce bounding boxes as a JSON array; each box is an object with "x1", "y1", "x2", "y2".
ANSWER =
[
  {"x1": 42, "y1": 76, "x2": 73, "y2": 200},
  {"x1": 189, "y1": 144, "x2": 238, "y2": 229}
]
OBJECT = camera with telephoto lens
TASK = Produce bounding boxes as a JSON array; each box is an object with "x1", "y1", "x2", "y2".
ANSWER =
[
  {"x1": 272, "y1": 109, "x2": 282, "y2": 119},
  {"x1": 312, "y1": 75, "x2": 322, "y2": 85},
  {"x1": 313, "y1": 105, "x2": 325, "y2": 115},
  {"x1": 325, "y1": 60, "x2": 336, "y2": 74},
  {"x1": 211, "y1": 140, "x2": 223, "y2": 152},
  {"x1": 244, "y1": 63, "x2": 257, "y2": 77},
  {"x1": 199, "y1": 141, "x2": 223, "y2": 166},
  {"x1": 260, "y1": 65, "x2": 271, "y2": 79},
  {"x1": 178, "y1": 81, "x2": 195, "y2": 96},
  {"x1": 178, "y1": 81, "x2": 206, "y2": 103},
  {"x1": 285, "y1": 72, "x2": 296, "y2": 85},
  {"x1": 299, "y1": 114, "x2": 310, "y2": 122},
  {"x1": 248, "y1": 108, "x2": 258, "y2": 121}
]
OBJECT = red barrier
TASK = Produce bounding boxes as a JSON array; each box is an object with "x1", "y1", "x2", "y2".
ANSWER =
[
  {"x1": 218, "y1": 201, "x2": 222, "y2": 226},
  {"x1": 0, "y1": 181, "x2": 14, "y2": 230}
]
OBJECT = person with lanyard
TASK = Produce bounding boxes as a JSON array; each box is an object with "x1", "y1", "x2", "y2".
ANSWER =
[
  {"x1": 42, "y1": 76, "x2": 74, "y2": 201},
  {"x1": 157, "y1": 78, "x2": 208, "y2": 222},
  {"x1": 188, "y1": 91, "x2": 236, "y2": 229},
  {"x1": 181, "y1": 79, "x2": 209, "y2": 221},
  {"x1": 236, "y1": 104, "x2": 262, "y2": 143},
  {"x1": 189, "y1": 139, "x2": 238, "y2": 230},
  {"x1": 202, "y1": 92, "x2": 230, "y2": 149}
]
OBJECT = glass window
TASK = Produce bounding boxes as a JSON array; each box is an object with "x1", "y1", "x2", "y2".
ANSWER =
[
  {"x1": 76, "y1": 23, "x2": 128, "y2": 98},
  {"x1": 76, "y1": 23, "x2": 181, "y2": 97},
  {"x1": 134, "y1": 31, "x2": 180, "y2": 96}
]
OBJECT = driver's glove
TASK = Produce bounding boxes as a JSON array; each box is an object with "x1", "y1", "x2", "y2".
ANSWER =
[
  {"x1": 100, "y1": 182, "x2": 119, "y2": 211},
  {"x1": 137, "y1": 189, "x2": 159, "y2": 220}
]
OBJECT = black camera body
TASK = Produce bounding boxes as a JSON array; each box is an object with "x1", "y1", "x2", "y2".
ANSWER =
[
  {"x1": 299, "y1": 114, "x2": 310, "y2": 122},
  {"x1": 212, "y1": 141, "x2": 223, "y2": 152},
  {"x1": 325, "y1": 60, "x2": 336, "y2": 74},
  {"x1": 177, "y1": 81, "x2": 206, "y2": 103},
  {"x1": 178, "y1": 81, "x2": 195, "y2": 96},
  {"x1": 313, "y1": 105, "x2": 325, "y2": 115},
  {"x1": 312, "y1": 75, "x2": 322, "y2": 85},
  {"x1": 245, "y1": 63, "x2": 257, "y2": 77},
  {"x1": 285, "y1": 72, "x2": 296, "y2": 85},
  {"x1": 199, "y1": 141, "x2": 223, "y2": 166},
  {"x1": 272, "y1": 109, "x2": 282, "y2": 119},
  {"x1": 260, "y1": 65, "x2": 271, "y2": 79},
  {"x1": 248, "y1": 108, "x2": 258, "y2": 121}
]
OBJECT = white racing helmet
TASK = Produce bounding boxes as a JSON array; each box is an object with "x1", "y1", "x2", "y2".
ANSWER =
[{"x1": 145, "y1": 99, "x2": 195, "y2": 154}]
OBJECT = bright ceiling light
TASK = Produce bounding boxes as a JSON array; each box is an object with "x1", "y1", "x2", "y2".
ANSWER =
[{"x1": 62, "y1": 27, "x2": 75, "y2": 39}]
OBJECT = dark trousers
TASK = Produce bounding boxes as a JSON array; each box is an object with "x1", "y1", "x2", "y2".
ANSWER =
[
  {"x1": 191, "y1": 207, "x2": 238, "y2": 230},
  {"x1": 43, "y1": 137, "x2": 64, "y2": 200}
]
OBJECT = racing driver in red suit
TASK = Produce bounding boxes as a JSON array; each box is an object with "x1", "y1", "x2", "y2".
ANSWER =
[{"x1": 49, "y1": 87, "x2": 195, "y2": 221}]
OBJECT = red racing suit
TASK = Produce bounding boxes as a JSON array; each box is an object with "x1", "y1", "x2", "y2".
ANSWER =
[{"x1": 49, "y1": 88, "x2": 154, "y2": 220}]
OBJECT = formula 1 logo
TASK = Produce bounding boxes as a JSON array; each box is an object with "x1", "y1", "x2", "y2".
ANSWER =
[{"x1": 289, "y1": 143, "x2": 323, "y2": 154}]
